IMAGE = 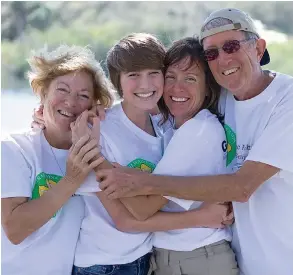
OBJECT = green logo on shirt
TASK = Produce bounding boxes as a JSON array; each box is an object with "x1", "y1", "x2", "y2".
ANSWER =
[
  {"x1": 127, "y1": 158, "x2": 156, "y2": 172},
  {"x1": 32, "y1": 172, "x2": 62, "y2": 217},
  {"x1": 223, "y1": 124, "x2": 236, "y2": 166}
]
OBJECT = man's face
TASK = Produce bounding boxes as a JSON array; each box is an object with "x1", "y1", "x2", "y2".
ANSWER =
[{"x1": 203, "y1": 30, "x2": 265, "y2": 99}]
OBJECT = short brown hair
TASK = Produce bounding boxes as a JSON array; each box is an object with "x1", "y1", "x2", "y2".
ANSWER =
[
  {"x1": 158, "y1": 37, "x2": 221, "y2": 124},
  {"x1": 106, "y1": 33, "x2": 166, "y2": 97},
  {"x1": 27, "y1": 45, "x2": 114, "y2": 107}
]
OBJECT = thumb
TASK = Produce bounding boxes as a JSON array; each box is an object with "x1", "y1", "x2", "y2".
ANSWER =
[
  {"x1": 96, "y1": 105, "x2": 106, "y2": 121},
  {"x1": 36, "y1": 104, "x2": 44, "y2": 114}
]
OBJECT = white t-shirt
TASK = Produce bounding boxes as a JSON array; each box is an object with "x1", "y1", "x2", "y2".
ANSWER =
[
  {"x1": 153, "y1": 109, "x2": 232, "y2": 251},
  {"x1": 1, "y1": 130, "x2": 84, "y2": 275},
  {"x1": 75, "y1": 103, "x2": 164, "y2": 266},
  {"x1": 221, "y1": 72, "x2": 293, "y2": 275}
]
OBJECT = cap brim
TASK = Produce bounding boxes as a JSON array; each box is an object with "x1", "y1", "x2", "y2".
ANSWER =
[{"x1": 260, "y1": 49, "x2": 270, "y2": 66}]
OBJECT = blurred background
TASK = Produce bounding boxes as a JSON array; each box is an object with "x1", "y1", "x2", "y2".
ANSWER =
[{"x1": 2, "y1": 1, "x2": 293, "y2": 133}]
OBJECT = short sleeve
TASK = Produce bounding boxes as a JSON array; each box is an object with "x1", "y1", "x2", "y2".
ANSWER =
[
  {"x1": 246, "y1": 93, "x2": 293, "y2": 173},
  {"x1": 153, "y1": 111, "x2": 226, "y2": 210},
  {"x1": 1, "y1": 139, "x2": 33, "y2": 198},
  {"x1": 75, "y1": 134, "x2": 116, "y2": 195}
]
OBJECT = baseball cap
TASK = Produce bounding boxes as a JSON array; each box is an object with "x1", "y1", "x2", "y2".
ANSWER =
[{"x1": 199, "y1": 8, "x2": 270, "y2": 66}]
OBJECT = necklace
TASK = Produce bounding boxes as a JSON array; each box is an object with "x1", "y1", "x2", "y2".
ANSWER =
[{"x1": 48, "y1": 144, "x2": 65, "y2": 177}]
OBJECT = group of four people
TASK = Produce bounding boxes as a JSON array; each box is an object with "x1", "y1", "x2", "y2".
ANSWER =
[{"x1": 2, "y1": 8, "x2": 292, "y2": 275}]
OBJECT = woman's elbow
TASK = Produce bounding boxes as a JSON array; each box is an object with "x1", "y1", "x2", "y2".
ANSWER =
[
  {"x1": 2, "y1": 223, "x2": 26, "y2": 245},
  {"x1": 114, "y1": 217, "x2": 139, "y2": 232}
]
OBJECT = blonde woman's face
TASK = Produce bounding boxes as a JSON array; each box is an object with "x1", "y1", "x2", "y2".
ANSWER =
[{"x1": 43, "y1": 70, "x2": 94, "y2": 133}]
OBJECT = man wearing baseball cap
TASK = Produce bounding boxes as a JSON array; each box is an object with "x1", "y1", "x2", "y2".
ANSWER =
[{"x1": 96, "y1": 8, "x2": 293, "y2": 275}]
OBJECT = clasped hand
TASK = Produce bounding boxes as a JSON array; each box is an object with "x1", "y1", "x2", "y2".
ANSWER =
[{"x1": 65, "y1": 110, "x2": 104, "y2": 185}]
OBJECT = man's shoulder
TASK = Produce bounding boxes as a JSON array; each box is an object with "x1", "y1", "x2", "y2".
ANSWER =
[
  {"x1": 273, "y1": 71, "x2": 293, "y2": 82},
  {"x1": 268, "y1": 72, "x2": 293, "y2": 105}
]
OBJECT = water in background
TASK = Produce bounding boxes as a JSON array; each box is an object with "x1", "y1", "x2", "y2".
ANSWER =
[{"x1": 1, "y1": 91, "x2": 39, "y2": 135}]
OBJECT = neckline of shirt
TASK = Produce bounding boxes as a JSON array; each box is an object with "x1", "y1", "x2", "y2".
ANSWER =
[
  {"x1": 41, "y1": 131, "x2": 68, "y2": 158},
  {"x1": 117, "y1": 103, "x2": 162, "y2": 144},
  {"x1": 232, "y1": 71, "x2": 280, "y2": 108}
]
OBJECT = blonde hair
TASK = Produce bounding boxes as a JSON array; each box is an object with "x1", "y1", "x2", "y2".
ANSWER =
[{"x1": 27, "y1": 45, "x2": 114, "y2": 107}]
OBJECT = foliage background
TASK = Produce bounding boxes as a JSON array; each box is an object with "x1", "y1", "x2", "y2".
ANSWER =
[{"x1": 2, "y1": 1, "x2": 293, "y2": 90}]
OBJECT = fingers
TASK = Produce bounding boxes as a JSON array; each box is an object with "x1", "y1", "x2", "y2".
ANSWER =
[
  {"x1": 90, "y1": 105, "x2": 97, "y2": 113},
  {"x1": 222, "y1": 218, "x2": 235, "y2": 226},
  {"x1": 33, "y1": 105, "x2": 44, "y2": 118},
  {"x1": 87, "y1": 111, "x2": 97, "y2": 125},
  {"x1": 80, "y1": 110, "x2": 89, "y2": 126},
  {"x1": 32, "y1": 105, "x2": 46, "y2": 129},
  {"x1": 36, "y1": 104, "x2": 44, "y2": 113},
  {"x1": 108, "y1": 191, "x2": 120, "y2": 200},
  {"x1": 96, "y1": 104, "x2": 106, "y2": 121},
  {"x1": 78, "y1": 139, "x2": 99, "y2": 161},
  {"x1": 31, "y1": 121, "x2": 45, "y2": 130},
  {"x1": 70, "y1": 135, "x2": 90, "y2": 156},
  {"x1": 223, "y1": 211, "x2": 234, "y2": 221},
  {"x1": 89, "y1": 155, "x2": 105, "y2": 170},
  {"x1": 91, "y1": 116, "x2": 100, "y2": 140},
  {"x1": 81, "y1": 147, "x2": 101, "y2": 164},
  {"x1": 74, "y1": 110, "x2": 87, "y2": 128}
]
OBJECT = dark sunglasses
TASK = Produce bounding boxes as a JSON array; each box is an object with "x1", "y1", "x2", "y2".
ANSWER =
[{"x1": 203, "y1": 38, "x2": 255, "y2": 62}]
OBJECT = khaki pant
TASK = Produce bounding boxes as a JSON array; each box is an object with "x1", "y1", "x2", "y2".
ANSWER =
[{"x1": 150, "y1": 240, "x2": 239, "y2": 275}]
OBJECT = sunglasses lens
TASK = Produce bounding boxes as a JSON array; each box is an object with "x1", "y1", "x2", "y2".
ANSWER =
[
  {"x1": 204, "y1": 49, "x2": 219, "y2": 61},
  {"x1": 223, "y1": 40, "x2": 241, "y2": 54}
]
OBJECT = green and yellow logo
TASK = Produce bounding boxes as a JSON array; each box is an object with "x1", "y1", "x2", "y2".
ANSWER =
[
  {"x1": 32, "y1": 172, "x2": 62, "y2": 217},
  {"x1": 127, "y1": 158, "x2": 156, "y2": 173},
  {"x1": 223, "y1": 124, "x2": 236, "y2": 167}
]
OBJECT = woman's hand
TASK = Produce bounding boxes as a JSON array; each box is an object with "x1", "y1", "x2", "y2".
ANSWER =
[
  {"x1": 65, "y1": 135, "x2": 104, "y2": 185},
  {"x1": 71, "y1": 110, "x2": 100, "y2": 145},
  {"x1": 31, "y1": 105, "x2": 45, "y2": 130},
  {"x1": 195, "y1": 202, "x2": 232, "y2": 229},
  {"x1": 90, "y1": 104, "x2": 106, "y2": 121}
]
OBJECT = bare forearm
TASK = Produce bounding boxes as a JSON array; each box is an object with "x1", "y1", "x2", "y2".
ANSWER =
[
  {"x1": 126, "y1": 210, "x2": 206, "y2": 232},
  {"x1": 94, "y1": 159, "x2": 166, "y2": 220},
  {"x1": 97, "y1": 192, "x2": 216, "y2": 233},
  {"x1": 136, "y1": 161, "x2": 280, "y2": 203},
  {"x1": 120, "y1": 195, "x2": 167, "y2": 221},
  {"x1": 99, "y1": 192, "x2": 204, "y2": 232},
  {"x1": 140, "y1": 173, "x2": 246, "y2": 202},
  {"x1": 3, "y1": 177, "x2": 79, "y2": 244}
]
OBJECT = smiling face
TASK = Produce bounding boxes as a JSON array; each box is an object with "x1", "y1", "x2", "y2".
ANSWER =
[
  {"x1": 163, "y1": 56, "x2": 207, "y2": 128},
  {"x1": 202, "y1": 30, "x2": 265, "y2": 99},
  {"x1": 120, "y1": 69, "x2": 164, "y2": 111},
  {"x1": 43, "y1": 70, "x2": 94, "y2": 139}
]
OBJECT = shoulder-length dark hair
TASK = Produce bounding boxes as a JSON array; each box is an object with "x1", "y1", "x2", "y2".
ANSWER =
[{"x1": 158, "y1": 37, "x2": 221, "y2": 124}]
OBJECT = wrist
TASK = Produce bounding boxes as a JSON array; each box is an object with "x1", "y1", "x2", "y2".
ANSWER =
[
  {"x1": 62, "y1": 175, "x2": 84, "y2": 189},
  {"x1": 189, "y1": 209, "x2": 206, "y2": 228},
  {"x1": 140, "y1": 173, "x2": 155, "y2": 195}
]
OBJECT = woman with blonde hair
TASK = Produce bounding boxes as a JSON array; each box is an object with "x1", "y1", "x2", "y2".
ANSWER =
[{"x1": 1, "y1": 45, "x2": 113, "y2": 275}]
